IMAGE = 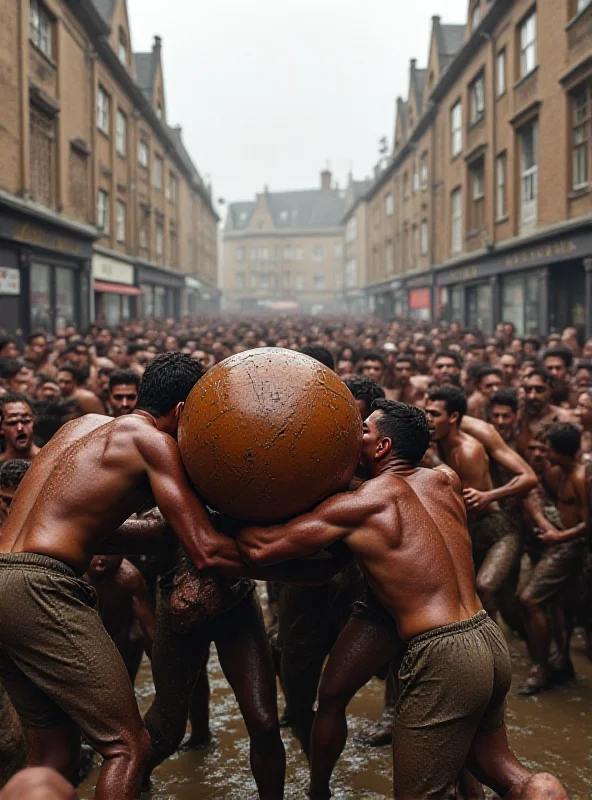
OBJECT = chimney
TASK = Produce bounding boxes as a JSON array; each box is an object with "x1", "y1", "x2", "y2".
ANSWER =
[
  {"x1": 153, "y1": 35, "x2": 162, "y2": 51},
  {"x1": 321, "y1": 169, "x2": 332, "y2": 191}
]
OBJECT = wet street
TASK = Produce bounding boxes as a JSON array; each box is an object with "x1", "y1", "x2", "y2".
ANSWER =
[{"x1": 80, "y1": 622, "x2": 592, "y2": 799}]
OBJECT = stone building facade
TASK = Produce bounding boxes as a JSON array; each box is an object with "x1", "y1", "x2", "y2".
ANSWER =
[
  {"x1": 222, "y1": 171, "x2": 346, "y2": 313},
  {"x1": 0, "y1": 0, "x2": 219, "y2": 334},
  {"x1": 364, "y1": 0, "x2": 592, "y2": 336}
]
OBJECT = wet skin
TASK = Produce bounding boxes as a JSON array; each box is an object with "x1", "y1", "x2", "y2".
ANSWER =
[{"x1": 517, "y1": 376, "x2": 573, "y2": 456}]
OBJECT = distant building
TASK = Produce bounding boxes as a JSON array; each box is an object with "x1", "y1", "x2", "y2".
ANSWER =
[
  {"x1": 222, "y1": 171, "x2": 346, "y2": 313},
  {"x1": 363, "y1": 1, "x2": 592, "y2": 336},
  {"x1": 342, "y1": 175, "x2": 372, "y2": 314},
  {"x1": 0, "y1": 0, "x2": 219, "y2": 333}
]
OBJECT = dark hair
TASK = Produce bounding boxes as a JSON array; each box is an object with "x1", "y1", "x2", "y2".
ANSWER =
[
  {"x1": 467, "y1": 342, "x2": 486, "y2": 353},
  {"x1": 427, "y1": 386, "x2": 467, "y2": 422},
  {"x1": 0, "y1": 358, "x2": 25, "y2": 380},
  {"x1": 27, "y1": 330, "x2": 48, "y2": 344},
  {"x1": 57, "y1": 363, "x2": 80, "y2": 381},
  {"x1": 127, "y1": 343, "x2": 145, "y2": 356},
  {"x1": 543, "y1": 346, "x2": 573, "y2": 370},
  {"x1": 434, "y1": 350, "x2": 462, "y2": 369},
  {"x1": 0, "y1": 459, "x2": 31, "y2": 489},
  {"x1": 372, "y1": 399, "x2": 430, "y2": 466},
  {"x1": 414, "y1": 339, "x2": 434, "y2": 355},
  {"x1": 396, "y1": 355, "x2": 418, "y2": 370},
  {"x1": 0, "y1": 393, "x2": 32, "y2": 421},
  {"x1": 36, "y1": 373, "x2": 58, "y2": 387},
  {"x1": 137, "y1": 352, "x2": 205, "y2": 417},
  {"x1": 64, "y1": 342, "x2": 88, "y2": 356},
  {"x1": 344, "y1": 376, "x2": 385, "y2": 411},
  {"x1": 109, "y1": 370, "x2": 140, "y2": 392},
  {"x1": 490, "y1": 389, "x2": 519, "y2": 413},
  {"x1": 476, "y1": 366, "x2": 503, "y2": 384},
  {"x1": 362, "y1": 350, "x2": 386, "y2": 366},
  {"x1": 299, "y1": 345, "x2": 335, "y2": 371},
  {"x1": 97, "y1": 366, "x2": 115, "y2": 379},
  {"x1": 0, "y1": 335, "x2": 16, "y2": 354},
  {"x1": 524, "y1": 337, "x2": 540, "y2": 350},
  {"x1": 545, "y1": 422, "x2": 581, "y2": 457},
  {"x1": 575, "y1": 362, "x2": 592, "y2": 375},
  {"x1": 524, "y1": 367, "x2": 552, "y2": 385}
]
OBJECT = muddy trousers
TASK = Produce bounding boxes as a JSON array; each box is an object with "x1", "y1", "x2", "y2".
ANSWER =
[{"x1": 144, "y1": 585, "x2": 284, "y2": 793}]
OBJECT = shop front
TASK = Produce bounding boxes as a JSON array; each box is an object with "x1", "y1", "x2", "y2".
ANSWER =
[
  {"x1": 93, "y1": 251, "x2": 141, "y2": 327},
  {"x1": 406, "y1": 272, "x2": 433, "y2": 322},
  {"x1": 367, "y1": 279, "x2": 407, "y2": 320},
  {"x1": 0, "y1": 195, "x2": 95, "y2": 335},
  {"x1": 183, "y1": 276, "x2": 201, "y2": 317},
  {"x1": 437, "y1": 224, "x2": 592, "y2": 337},
  {"x1": 136, "y1": 263, "x2": 184, "y2": 321}
]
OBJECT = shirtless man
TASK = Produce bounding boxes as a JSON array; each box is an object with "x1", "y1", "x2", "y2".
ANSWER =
[
  {"x1": 0, "y1": 395, "x2": 40, "y2": 463},
  {"x1": 543, "y1": 346, "x2": 573, "y2": 407},
  {"x1": 0, "y1": 461, "x2": 31, "y2": 530},
  {"x1": 107, "y1": 371, "x2": 140, "y2": 418},
  {"x1": 0, "y1": 768, "x2": 76, "y2": 800},
  {"x1": 26, "y1": 332, "x2": 58, "y2": 378},
  {"x1": 84, "y1": 556, "x2": 154, "y2": 683},
  {"x1": 388, "y1": 356, "x2": 428, "y2": 406},
  {"x1": 238, "y1": 400, "x2": 566, "y2": 800},
  {"x1": 517, "y1": 368, "x2": 572, "y2": 457},
  {"x1": 431, "y1": 350, "x2": 462, "y2": 387},
  {"x1": 0, "y1": 352, "x2": 267, "y2": 799},
  {"x1": 467, "y1": 367, "x2": 503, "y2": 421},
  {"x1": 499, "y1": 353, "x2": 519, "y2": 389},
  {"x1": 427, "y1": 387, "x2": 526, "y2": 620},
  {"x1": 519, "y1": 423, "x2": 588, "y2": 695},
  {"x1": 57, "y1": 365, "x2": 105, "y2": 416}
]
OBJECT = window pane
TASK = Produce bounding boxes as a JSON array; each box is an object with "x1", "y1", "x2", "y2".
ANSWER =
[
  {"x1": 30, "y1": 262, "x2": 52, "y2": 332},
  {"x1": 55, "y1": 267, "x2": 75, "y2": 330}
]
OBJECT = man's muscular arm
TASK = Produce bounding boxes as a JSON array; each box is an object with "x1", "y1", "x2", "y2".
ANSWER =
[
  {"x1": 538, "y1": 466, "x2": 588, "y2": 544},
  {"x1": 461, "y1": 416, "x2": 537, "y2": 509},
  {"x1": 238, "y1": 484, "x2": 381, "y2": 567},
  {"x1": 128, "y1": 566, "x2": 156, "y2": 658}
]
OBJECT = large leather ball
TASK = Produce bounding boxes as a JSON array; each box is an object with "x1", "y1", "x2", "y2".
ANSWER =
[{"x1": 178, "y1": 348, "x2": 362, "y2": 523}]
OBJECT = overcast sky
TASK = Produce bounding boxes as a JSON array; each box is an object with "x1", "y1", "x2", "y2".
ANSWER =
[{"x1": 127, "y1": 0, "x2": 468, "y2": 209}]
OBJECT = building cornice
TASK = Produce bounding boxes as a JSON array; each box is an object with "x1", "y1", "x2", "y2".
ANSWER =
[
  {"x1": 223, "y1": 227, "x2": 344, "y2": 241},
  {"x1": 0, "y1": 190, "x2": 99, "y2": 240}
]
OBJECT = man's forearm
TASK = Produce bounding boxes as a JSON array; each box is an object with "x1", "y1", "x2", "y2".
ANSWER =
[
  {"x1": 100, "y1": 518, "x2": 177, "y2": 555},
  {"x1": 486, "y1": 474, "x2": 534, "y2": 504},
  {"x1": 548, "y1": 522, "x2": 586, "y2": 543}
]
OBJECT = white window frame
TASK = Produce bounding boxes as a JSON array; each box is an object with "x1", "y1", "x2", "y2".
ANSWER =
[
  {"x1": 97, "y1": 87, "x2": 110, "y2": 135},
  {"x1": 118, "y1": 31, "x2": 127, "y2": 66},
  {"x1": 295, "y1": 248, "x2": 304, "y2": 261},
  {"x1": 420, "y1": 153, "x2": 429, "y2": 190},
  {"x1": 116, "y1": 109, "x2": 126, "y2": 156},
  {"x1": 573, "y1": 85, "x2": 590, "y2": 189},
  {"x1": 138, "y1": 140, "x2": 148, "y2": 168},
  {"x1": 496, "y1": 153, "x2": 507, "y2": 219},
  {"x1": 421, "y1": 219, "x2": 428, "y2": 255},
  {"x1": 29, "y1": 0, "x2": 52, "y2": 59},
  {"x1": 470, "y1": 72, "x2": 485, "y2": 124},
  {"x1": 451, "y1": 188, "x2": 462, "y2": 255},
  {"x1": 97, "y1": 190, "x2": 109, "y2": 233},
  {"x1": 412, "y1": 162, "x2": 419, "y2": 193},
  {"x1": 156, "y1": 223, "x2": 164, "y2": 258},
  {"x1": 154, "y1": 155, "x2": 163, "y2": 189},
  {"x1": 236, "y1": 247, "x2": 245, "y2": 263},
  {"x1": 496, "y1": 49, "x2": 506, "y2": 97},
  {"x1": 520, "y1": 10, "x2": 537, "y2": 79},
  {"x1": 116, "y1": 200, "x2": 126, "y2": 243},
  {"x1": 334, "y1": 243, "x2": 343, "y2": 259},
  {"x1": 283, "y1": 246, "x2": 293, "y2": 260},
  {"x1": 451, "y1": 101, "x2": 462, "y2": 156},
  {"x1": 313, "y1": 246, "x2": 326, "y2": 262},
  {"x1": 520, "y1": 120, "x2": 538, "y2": 227},
  {"x1": 385, "y1": 193, "x2": 394, "y2": 216},
  {"x1": 295, "y1": 274, "x2": 304, "y2": 291}
]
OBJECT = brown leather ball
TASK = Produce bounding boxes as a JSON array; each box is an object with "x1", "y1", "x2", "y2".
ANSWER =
[{"x1": 178, "y1": 348, "x2": 362, "y2": 523}]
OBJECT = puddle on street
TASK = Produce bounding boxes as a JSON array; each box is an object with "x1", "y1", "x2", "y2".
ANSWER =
[{"x1": 79, "y1": 627, "x2": 592, "y2": 799}]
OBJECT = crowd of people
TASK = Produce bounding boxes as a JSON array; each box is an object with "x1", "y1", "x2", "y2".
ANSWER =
[{"x1": 0, "y1": 315, "x2": 588, "y2": 799}]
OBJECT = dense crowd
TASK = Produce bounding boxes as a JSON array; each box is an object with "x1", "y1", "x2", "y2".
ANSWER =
[{"x1": 0, "y1": 314, "x2": 588, "y2": 800}]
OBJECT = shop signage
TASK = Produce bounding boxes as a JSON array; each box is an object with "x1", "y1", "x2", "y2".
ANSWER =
[
  {"x1": 92, "y1": 254, "x2": 134, "y2": 285},
  {"x1": 504, "y1": 239, "x2": 577, "y2": 269},
  {"x1": 0, "y1": 267, "x2": 20, "y2": 295},
  {"x1": 12, "y1": 223, "x2": 83, "y2": 256}
]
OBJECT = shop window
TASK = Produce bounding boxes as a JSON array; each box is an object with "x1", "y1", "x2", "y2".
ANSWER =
[
  {"x1": 572, "y1": 83, "x2": 590, "y2": 189},
  {"x1": 470, "y1": 157, "x2": 485, "y2": 232},
  {"x1": 29, "y1": 103, "x2": 56, "y2": 208},
  {"x1": 55, "y1": 267, "x2": 75, "y2": 330},
  {"x1": 154, "y1": 287, "x2": 166, "y2": 318},
  {"x1": 502, "y1": 275, "x2": 539, "y2": 335},
  {"x1": 30, "y1": 263, "x2": 51, "y2": 332}
]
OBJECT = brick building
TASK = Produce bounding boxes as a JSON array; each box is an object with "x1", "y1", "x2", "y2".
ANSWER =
[
  {"x1": 0, "y1": 0, "x2": 219, "y2": 334},
  {"x1": 364, "y1": 0, "x2": 592, "y2": 336},
  {"x1": 222, "y1": 171, "x2": 346, "y2": 313}
]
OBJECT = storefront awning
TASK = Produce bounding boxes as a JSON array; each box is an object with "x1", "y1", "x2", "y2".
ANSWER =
[{"x1": 94, "y1": 281, "x2": 142, "y2": 296}]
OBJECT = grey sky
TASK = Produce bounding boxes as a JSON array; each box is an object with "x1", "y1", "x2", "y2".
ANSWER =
[{"x1": 127, "y1": 0, "x2": 468, "y2": 207}]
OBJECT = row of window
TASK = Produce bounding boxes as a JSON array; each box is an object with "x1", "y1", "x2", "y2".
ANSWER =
[
  {"x1": 96, "y1": 190, "x2": 177, "y2": 263},
  {"x1": 97, "y1": 87, "x2": 177, "y2": 198},
  {"x1": 236, "y1": 245, "x2": 343, "y2": 262},
  {"x1": 372, "y1": 221, "x2": 430, "y2": 276},
  {"x1": 235, "y1": 273, "x2": 335, "y2": 291}
]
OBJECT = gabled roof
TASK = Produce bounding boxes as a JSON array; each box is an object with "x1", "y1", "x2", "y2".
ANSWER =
[
  {"x1": 226, "y1": 186, "x2": 346, "y2": 233},
  {"x1": 436, "y1": 23, "x2": 465, "y2": 72},
  {"x1": 91, "y1": 0, "x2": 116, "y2": 22},
  {"x1": 134, "y1": 52, "x2": 156, "y2": 102},
  {"x1": 168, "y1": 126, "x2": 203, "y2": 185}
]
